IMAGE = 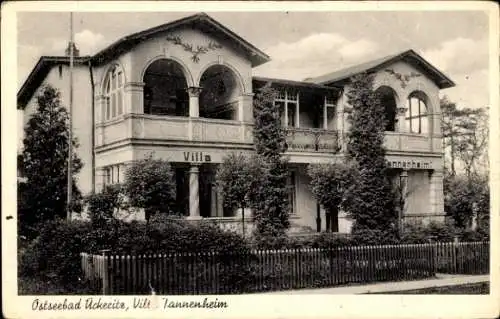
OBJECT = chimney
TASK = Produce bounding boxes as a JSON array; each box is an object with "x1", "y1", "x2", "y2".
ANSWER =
[{"x1": 65, "y1": 41, "x2": 80, "y2": 57}]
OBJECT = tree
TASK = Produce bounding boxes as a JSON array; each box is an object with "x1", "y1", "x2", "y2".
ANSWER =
[
  {"x1": 343, "y1": 73, "x2": 397, "y2": 234},
  {"x1": 251, "y1": 83, "x2": 290, "y2": 237},
  {"x1": 308, "y1": 162, "x2": 356, "y2": 232},
  {"x1": 216, "y1": 153, "x2": 263, "y2": 235},
  {"x1": 454, "y1": 107, "x2": 488, "y2": 178},
  {"x1": 18, "y1": 85, "x2": 83, "y2": 239},
  {"x1": 444, "y1": 173, "x2": 489, "y2": 231},
  {"x1": 441, "y1": 96, "x2": 488, "y2": 177},
  {"x1": 123, "y1": 155, "x2": 176, "y2": 222}
]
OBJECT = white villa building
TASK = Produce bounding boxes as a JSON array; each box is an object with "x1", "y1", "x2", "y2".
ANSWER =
[{"x1": 17, "y1": 13, "x2": 455, "y2": 233}]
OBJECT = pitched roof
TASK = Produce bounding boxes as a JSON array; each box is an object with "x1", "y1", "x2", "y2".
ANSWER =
[
  {"x1": 252, "y1": 76, "x2": 340, "y2": 92},
  {"x1": 17, "y1": 56, "x2": 91, "y2": 109},
  {"x1": 17, "y1": 13, "x2": 270, "y2": 109},
  {"x1": 304, "y1": 49, "x2": 455, "y2": 89},
  {"x1": 91, "y1": 12, "x2": 270, "y2": 67}
]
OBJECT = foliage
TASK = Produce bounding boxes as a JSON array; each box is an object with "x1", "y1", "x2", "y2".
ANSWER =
[
  {"x1": 216, "y1": 153, "x2": 264, "y2": 216},
  {"x1": 344, "y1": 73, "x2": 397, "y2": 233},
  {"x1": 444, "y1": 173, "x2": 489, "y2": 230},
  {"x1": 18, "y1": 85, "x2": 83, "y2": 240},
  {"x1": 400, "y1": 220, "x2": 458, "y2": 243},
  {"x1": 252, "y1": 83, "x2": 291, "y2": 238},
  {"x1": 441, "y1": 97, "x2": 489, "y2": 176},
  {"x1": 19, "y1": 216, "x2": 254, "y2": 294},
  {"x1": 308, "y1": 162, "x2": 356, "y2": 213},
  {"x1": 123, "y1": 155, "x2": 176, "y2": 221},
  {"x1": 84, "y1": 184, "x2": 123, "y2": 226}
]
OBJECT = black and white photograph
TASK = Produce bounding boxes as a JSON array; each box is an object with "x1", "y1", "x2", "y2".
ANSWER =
[{"x1": 2, "y1": 1, "x2": 499, "y2": 318}]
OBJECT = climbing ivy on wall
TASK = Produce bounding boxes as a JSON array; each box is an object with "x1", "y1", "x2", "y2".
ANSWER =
[
  {"x1": 344, "y1": 73, "x2": 398, "y2": 236},
  {"x1": 251, "y1": 83, "x2": 291, "y2": 239}
]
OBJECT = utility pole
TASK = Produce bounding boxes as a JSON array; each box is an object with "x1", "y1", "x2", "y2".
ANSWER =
[{"x1": 67, "y1": 12, "x2": 74, "y2": 220}]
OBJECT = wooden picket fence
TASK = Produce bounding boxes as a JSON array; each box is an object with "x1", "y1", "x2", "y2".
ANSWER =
[
  {"x1": 80, "y1": 241, "x2": 488, "y2": 295},
  {"x1": 435, "y1": 241, "x2": 489, "y2": 274}
]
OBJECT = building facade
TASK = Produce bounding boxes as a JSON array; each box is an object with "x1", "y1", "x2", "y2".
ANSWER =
[{"x1": 17, "y1": 13, "x2": 455, "y2": 234}]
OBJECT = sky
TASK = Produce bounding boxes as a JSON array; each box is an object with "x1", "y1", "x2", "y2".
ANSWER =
[{"x1": 17, "y1": 10, "x2": 491, "y2": 110}]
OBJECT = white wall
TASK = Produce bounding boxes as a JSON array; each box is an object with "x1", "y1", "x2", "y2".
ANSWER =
[{"x1": 22, "y1": 65, "x2": 94, "y2": 195}]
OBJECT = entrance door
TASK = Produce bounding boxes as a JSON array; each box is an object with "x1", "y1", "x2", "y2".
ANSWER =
[{"x1": 199, "y1": 164, "x2": 216, "y2": 218}]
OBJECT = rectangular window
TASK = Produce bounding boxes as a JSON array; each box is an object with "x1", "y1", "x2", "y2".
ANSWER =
[
  {"x1": 275, "y1": 101, "x2": 286, "y2": 126},
  {"x1": 288, "y1": 103, "x2": 297, "y2": 127},
  {"x1": 111, "y1": 94, "x2": 117, "y2": 118},
  {"x1": 117, "y1": 71, "x2": 123, "y2": 87},
  {"x1": 105, "y1": 98, "x2": 111, "y2": 120},
  {"x1": 325, "y1": 95, "x2": 336, "y2": 107},
  {"x1": 117, "y1": 91, "x2": 123, "y2": 115},
  {"x1": 103, "y1": 167, "x2": 111, "y2": 186},
  {"x1": 111, "y1": 72, "x2": 116, "y2": 90}
]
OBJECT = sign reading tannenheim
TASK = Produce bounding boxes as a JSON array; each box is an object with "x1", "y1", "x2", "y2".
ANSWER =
[{"x1": 387, "y1": 159, "x2": 431, "y2": 169}]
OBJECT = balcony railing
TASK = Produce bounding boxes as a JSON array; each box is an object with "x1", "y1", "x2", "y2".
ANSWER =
[
  {"x1": 384, "y1": 132, "x2": 440, "y2": 153},
  {"x1": 96, "y1": 114, "x2": 438, "y2": 155},
  {"x1": 285, "y1": 127, "x2": 340, "y2": 153}
]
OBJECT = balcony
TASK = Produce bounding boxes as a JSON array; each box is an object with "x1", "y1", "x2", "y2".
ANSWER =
[
  {"x1": 96, "y1": 114, "x2": 341, "y2": 154},
  {"x1": 285, "y1": 128, "x2": 340, "y2": 153},
  {"x1": 96, "y1": 114, "x2": 254, "y2": 146},
  {"x1": 384, "y1": 132, "x2": 441, "y2": 154},
  {"x1": 96, "y1": 115, "x2": 439, "y2": 155}
]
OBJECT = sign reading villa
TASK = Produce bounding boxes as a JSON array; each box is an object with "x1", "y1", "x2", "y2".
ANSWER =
[{"x1": 183, "y1": 151, "x2": 211, "y2": 163}]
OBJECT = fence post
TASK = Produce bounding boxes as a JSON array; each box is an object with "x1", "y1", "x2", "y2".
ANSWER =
[
  {"x1": 101, "y1": 249, "x2": 111, "y2": 295},
  {"x1": 453, "y1": 237, "x2": 459, "y2": 273}
]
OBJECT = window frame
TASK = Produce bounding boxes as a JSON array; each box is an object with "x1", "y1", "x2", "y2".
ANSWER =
[
  {"x1": 274, "y1": 89, "x2": 300, "y2": 128},
  {"x1": 405, "y1": 94, "x2": 428, "y2": 134},
  {"x1": 103, "y1": 65, "x2": 125, "y2": 121}
]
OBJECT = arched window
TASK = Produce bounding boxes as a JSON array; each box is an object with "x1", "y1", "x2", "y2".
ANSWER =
[
  {"x1": 405, "y1": 92, "x2": 429, "y2": 134},
  {"x1": 103, "y1": 65, "x2": 125, "y2": 121}
]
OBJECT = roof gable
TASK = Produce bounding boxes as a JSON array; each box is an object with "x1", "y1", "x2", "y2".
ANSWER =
[
  {"x1": 91, "y1": 12, "x2": 270, "y2": 67},
  {"x1": 305, "y1": 49, "x2": 455, "y2": 89},
  {"x1": 17, "y1": 13, "x2": 270, "y2": 109}
]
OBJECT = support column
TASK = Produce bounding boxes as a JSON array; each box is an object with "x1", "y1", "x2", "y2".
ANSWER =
[
  {"x1": 187, "y1": 164, "x2": 201, "y2": 220},
  {"x1": 323, "y1": 103, "x2": 328, "y2": 129},
  {"x1": 187, "y1": 87, "x2": 202, "y2": 141},
  {"x1": 237, "y1": 93, "x2": 254, "y2": 122},
  {"x1": 187, "y1": 87, "x2": 202, "y2": 118},
  {"x1": 429, "y1": 169, "x2": 445, "y2": 223},
  {"x1": 124, "y1": 82, "x2": 145, "y2": 114},
  {"x1": 296, "y1": 95, "x2": 300, "y2": 128},
  {"x1": 399, "y1": 169, "x2": 409, "y2": 231},
  {"x1": 284, "y1": 103, "x2": 289, "y2": 127},
  {"x1": 396, "y1": 107, "x2": 408, "y2": 133}
]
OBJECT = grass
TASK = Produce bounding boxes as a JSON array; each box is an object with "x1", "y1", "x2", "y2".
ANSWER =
[
  {"x1": 18, "y1": 276, "x2": 97, "y2": 295},
  {"x1": 370, "y1": 282, "x2": 489, "y2": 294}
]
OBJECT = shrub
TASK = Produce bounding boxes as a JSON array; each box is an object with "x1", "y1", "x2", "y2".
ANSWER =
[
  {"x1": 351, "y1": 228, "x2": 400, "y2": 245},
  {"x1": 19, "y1": 218, "x2": 95, "y2": 293},
  {"x1": 310, "y1": 232, "x2": 354, "y2": 248},
  {"x1": 19, "y1": 216, "x2": 255, "y2": 294},
  {"x1": 85, "y1": 184, "x2": 123, "y2": 226},
  {"x1": 123, "y1": 155, "x2": 177, "y2": 221}
]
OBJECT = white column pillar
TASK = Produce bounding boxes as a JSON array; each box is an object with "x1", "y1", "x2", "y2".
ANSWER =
[
  {"x1": 399, "y1": 169, "x2": 409, "y2": 226},
  {"x1": 397, "y1": 107, "x2": 408, "y2": 133},
  {"x1": 429, "y1": 169, "x2": 445, "y2": 223},
  {"x1": 124, "y1": 82, "x2": 145, "y2": 114},
  {"x1": 187, "y1": 164, "x2": 201, "y2": 220},
  {"x1": 323, "y1": 103, "x2": 328, "y2": 129},
  {"x1": 296, "y1": 93, "x2": 300, "y2": 128},
  {"x1": 187, "y1": 87, "x2": 202, "y2": 118},
  {"x1": 284, "y1": 102, "x2": 289, "y2": 127}
]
